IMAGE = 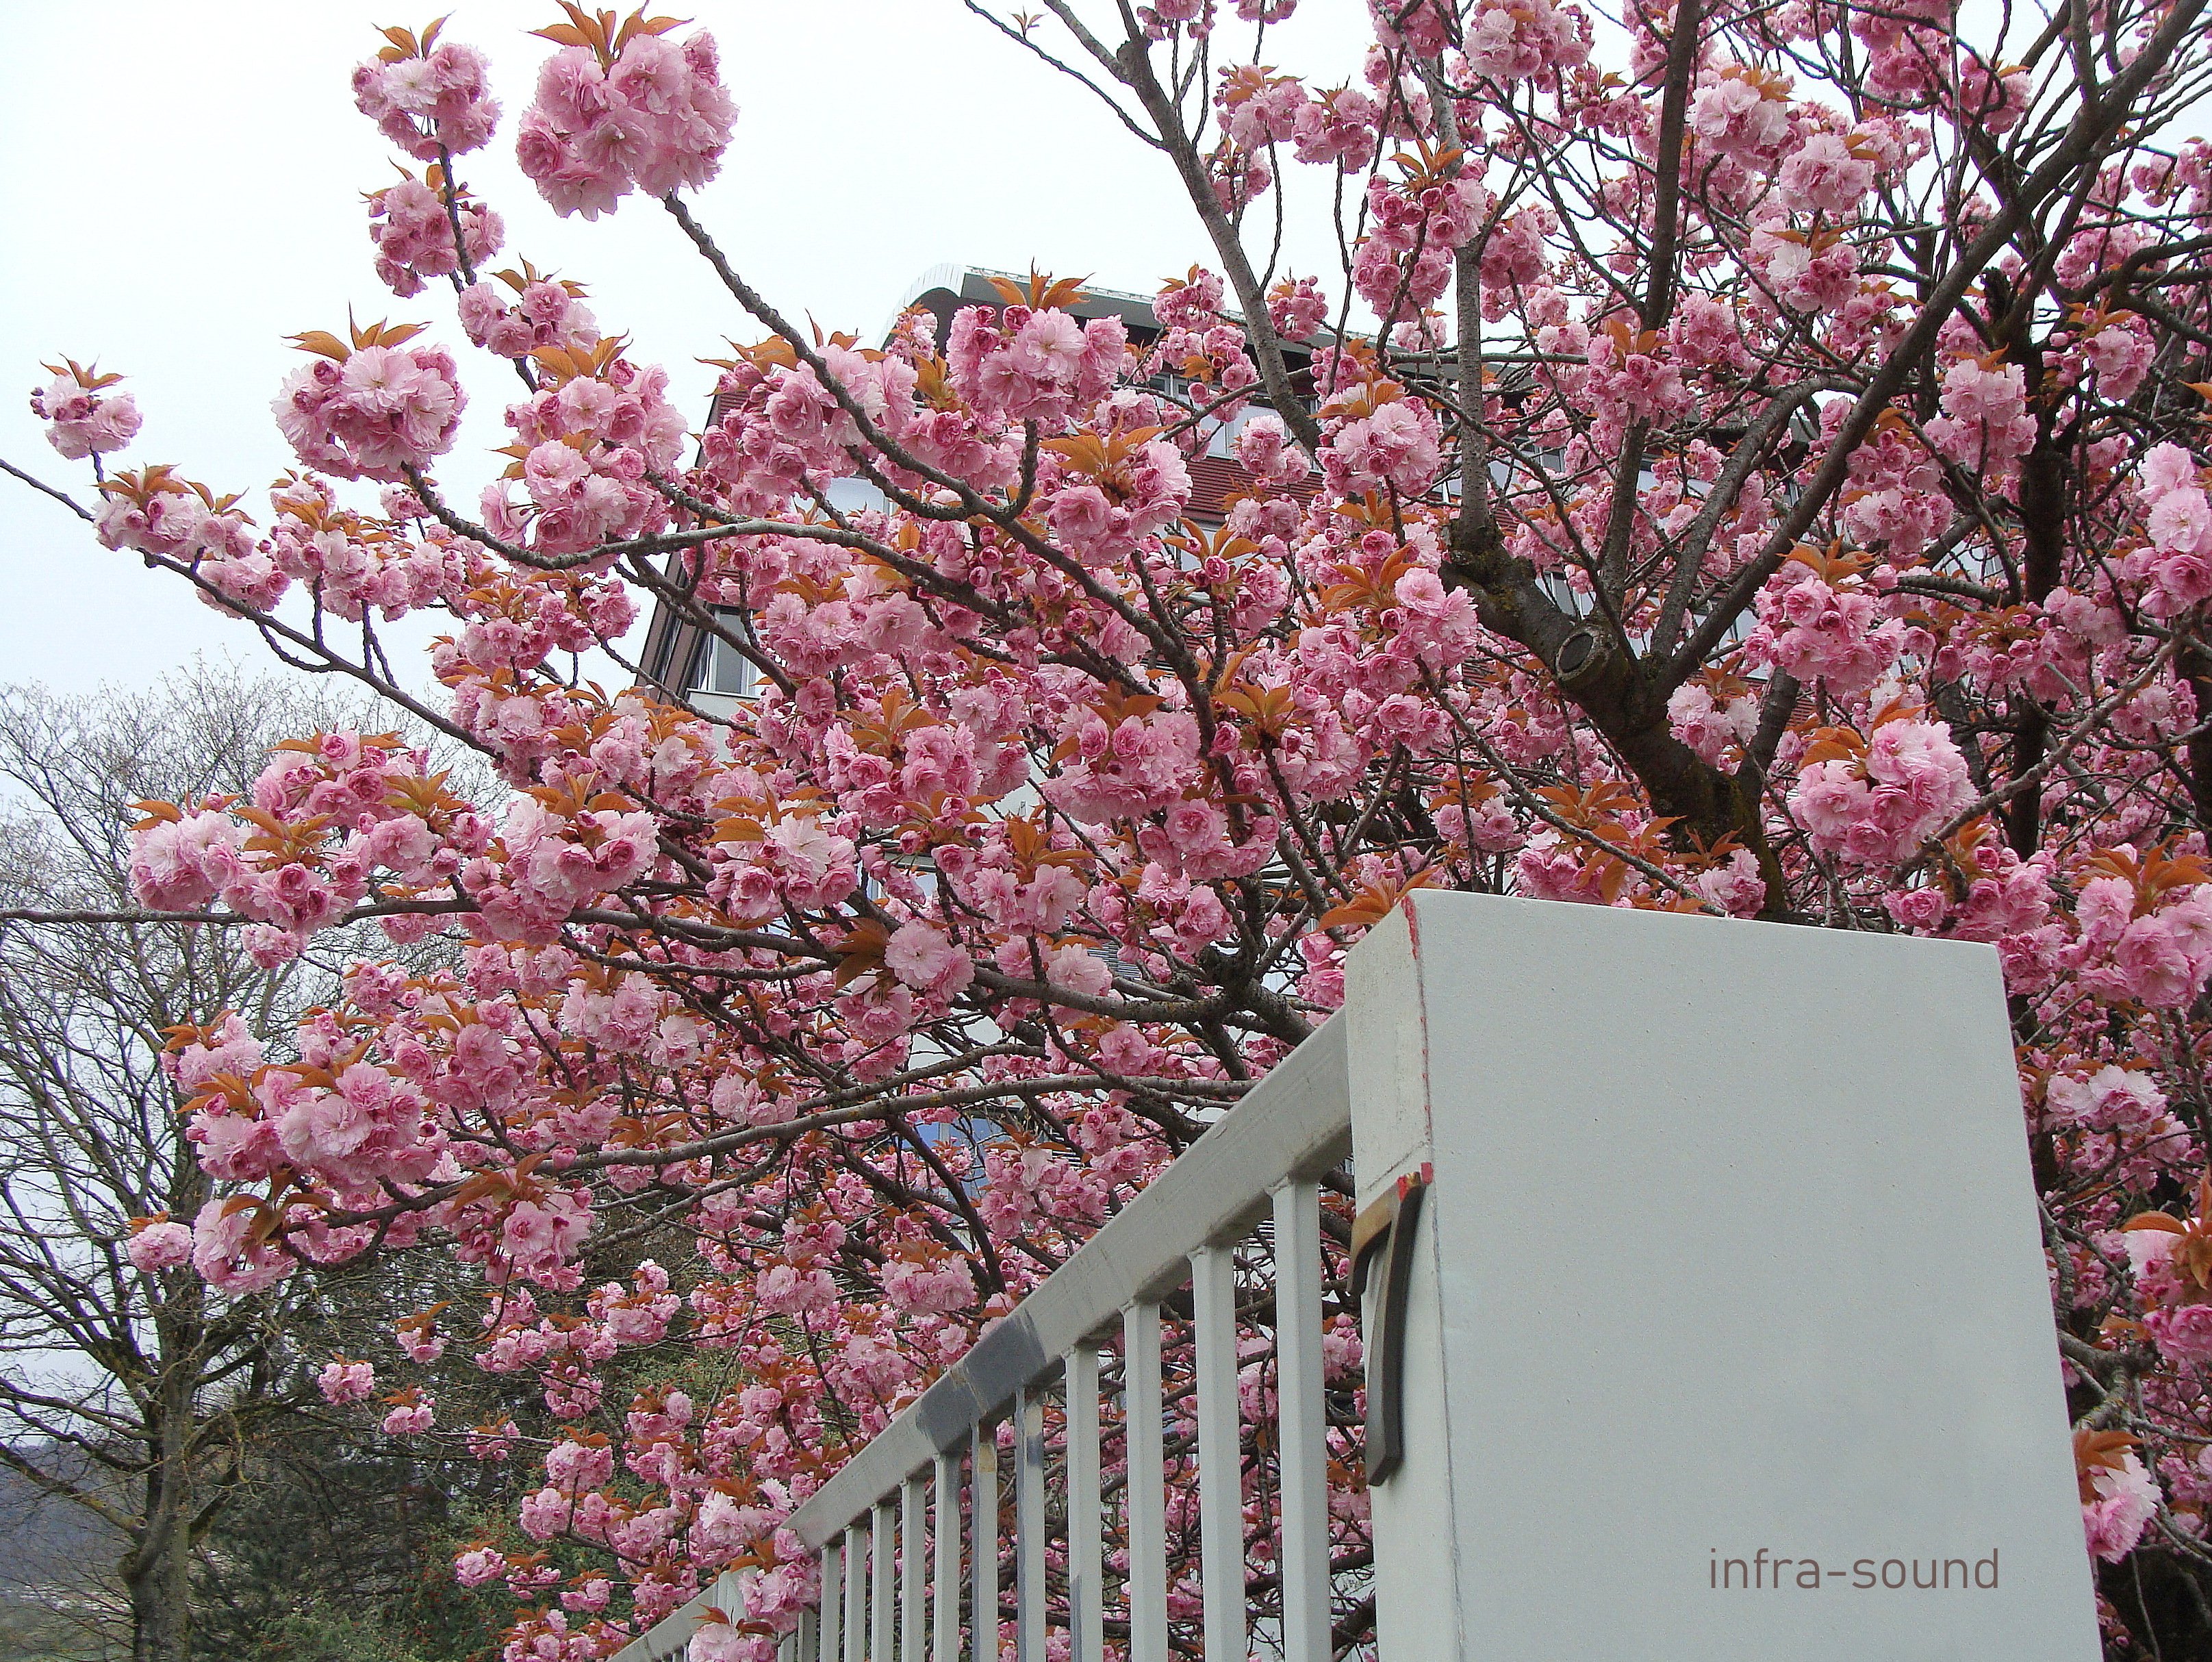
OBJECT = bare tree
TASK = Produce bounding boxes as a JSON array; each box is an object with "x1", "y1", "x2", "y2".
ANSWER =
[{"x1": 0, "y1": 663, "x2": 452, "y2": 1662}]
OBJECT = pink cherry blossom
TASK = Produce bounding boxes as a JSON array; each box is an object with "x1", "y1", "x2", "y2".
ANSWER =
[
  {"x1": 30, "y1": 362, "x2": 140, "y2": 460},
  {"x1": 353, "y1": 32, "x2": 500, "y2": 160},
  {"x1": 1791, "y1": 716, "x2": 1975, "y2": 865},
  {"x1": 2083, "y1": 1449, "x2": 2159, "y2": 1563},
  {"x1": 518, "y1": 29, "x2": 737, "y2": 218},
  {"x1": 125, "y1": 1218, "x2": 194, "y2": 1274},
  {"x1": 318, "y1": 1358, "x2": 378, "y2": 1404},
  {"x1": 274, "y1": 340, "x2": 465, "y2": 483}
]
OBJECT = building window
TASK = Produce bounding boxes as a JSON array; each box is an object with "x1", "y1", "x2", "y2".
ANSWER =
[{"x1": 687, "y1": 608, "x2": 757, "y2": 699}]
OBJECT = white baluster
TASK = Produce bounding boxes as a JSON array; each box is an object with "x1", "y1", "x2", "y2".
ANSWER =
[
  {"x1": 873, "y1": 1500, "x2": 896, "y2": 1662},
  {"x1": 1121, "y1": 1302, "x2": 1169, "y2": 1662},
  {"x1": 903, "y1": 1474, "x2": 927, "y2": 1662},
  {"x1": 1065, "y1": 1347, "x2": 1104, "y2": 1662},
  {"x1": 1273, "y1": 1179, "x2": 1329, "y2": 1662},
  {"x1": 932, "y1": 1452, "x2": 962, "y2": 1662},
  {"x1": 1015, "y1": 1387, "x2": 1047, "y2": 1662},
  {"x1": 822, "y1": 1541, "x2": 844, "y2": 1662},
  {"x1": 972, "y1": 1428, "x2": 1000, "y2": 1662},
  {"x1": 1191, "y1": 1245, "x2": 1247, "y2": 1662},
  {"x1": 845, "y1": 1524, "x2": 867, "y2": 1662},
  {"x1": 800, "y1": 1606, "x2": 821, "y2": 1662}
]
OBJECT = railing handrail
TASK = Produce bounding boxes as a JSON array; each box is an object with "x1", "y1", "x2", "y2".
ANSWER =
[{"x1": 785, "y1": 1011, "x2": 1349, "y2": 1551}]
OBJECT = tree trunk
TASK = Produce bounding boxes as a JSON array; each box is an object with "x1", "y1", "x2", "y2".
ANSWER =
[
  {"x1": 123, "y1": 1361, "x2": 200, "y2": 1661},
  {"x1": 123, "y1": 1528, "x2": 192, "y2": 1662}
]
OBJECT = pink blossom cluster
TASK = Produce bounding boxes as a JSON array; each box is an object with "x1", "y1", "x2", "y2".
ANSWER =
[
  {"x1": 1688, "y1": 68, "x2": 1794, "y2": 166},
  {"x1": 704, "y1": 344, "x2": 943, "y2": 510},
  {"x1": 1152, "y1": 320, "x2": 1260, "y2": 394},
  {"x1": 2083, "y1": 1446, "x2": 2160, "y2": 1563},
  {"x1": 1458, "y1": 0, "x2": 1590, "y2": 84},
  {"x1": 1955, "y1": 55, "x2": 2029, "y2": 133},
  {"x1": 1045, "y1": 439, "x2": 1195, "y2": 562},
  {"x1": 1208, "y1": 137, "x2": 1274, "y2": 216},
  {"x1": 1388, "y1": 568, "x2": 1484, "y2": 668},
  {"x1": 481, "y1": 358, "x2": 685, "y2": 555},
  {"x1": 1288, "y1": 85, "x2": 1379, "y2": 171},
  {"x1": 947, "y1": 304, "x2": 1128, "y2": 429},
  {"x1": 459, "y1": 276, "x2": 601, "y2": 358},
  {"x1": 92, "y1": 472, "x2": 278, "y2": 617},
  {"x1": 128, "y1": 730, "x2": 482, "y2": 955},
  {"x1": 1367, "y1": 0, "x2": 1452, "y2": 54},
  {"x1": 1353, "y1": 168, "x2": 1490, "y2": 322},
  {"x1": 1266, "y1": 275, "x2": 1330, "y2": 340},
  {"x1": 1747, "y1": 562, "x2": 1905, "y2": 694},
  {"x1": 1746, "y1": 220, "x2": 1862, "y2": 314},
  {"x1": 1666, "y1": 679, "x2": 1761, "y2": 766},
  {"x1": 1323, "y1": 390, "x2": 1443, "y2": 495},
  {"x1": 1833, "y1": 407, "x2": 1948, "y2": 557},
  {"x1": 125, "y1": 1216, "x2": 194, "y2": 1274},
  {"x1": 1791, "y1": 715, "x2": 1976, "y2": 865},
  {"x1": 30, "y1": 362, "x2": 140, "y2": 460},
  {"x1": 1580, "y1": 323, "x2": 1694, "y2": 438},
  {"x1": 1217, "y1": 66, "x2": 1306, "y2": 150},
  {"x1": 468, "y1": 792, "x2": 659, "y2": 943},
  {"x1": 1777, "y1": 133, "x2": 1877, "y2": 216},
  {"x1": 318, "y1": 1358, "x2": 377, "y2": 1404},
  {"x1": 2074, "y1": 312, "x2": 2153, "y2": 401},
  {"x1": 1154, "y1": 267, "x2": 1225, "y2": 330},
  {"x1": 2131, "y1": 442, "x2": 2212, "y2": 618},
  {"x1": 366, "y1": 173, "x2": 503, "y2": 298},
  {"x1": 186, "y1": 1198, "x2": 297, "y2": 1295},
  {"x1": 1850, "y1": 0, "x2": 1955, "y2": 101},
  {"x1": 2069, "y1": 872, "x2": 2212, "y2": 1011},
  {"x1": 1927, "y1": 357, "x2": 2036, "y2": 476},
  {"x1": 2039, "y1": 1065, "x2": 2188, "y2": 1191},
  {"x1": 264, "y1": 476, "x2": 476, "y2": 624},
  {"x1": 352, "y1": 32, "x2": 499, "y2": 160},
  {"x1": 1477, "y1": 209, "x2": 1557, "y2": 314},
  {"x1": 381, "y1": 1388, "x2": 436, "y2": 1435},
  {"x1": 518, "y1": 29, "x2": 738, "y2": 218},
  {"x1": 274, "y1": 339, "x2": 466, "y2": 483}
]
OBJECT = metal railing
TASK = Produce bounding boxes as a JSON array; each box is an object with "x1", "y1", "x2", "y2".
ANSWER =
[
  {"x1": 613, "y1": 887, "x2": 2104, "y2": 1662},
  {"x1": 615, "y1": 1014, "x2": 1351, "y2": 1662}
]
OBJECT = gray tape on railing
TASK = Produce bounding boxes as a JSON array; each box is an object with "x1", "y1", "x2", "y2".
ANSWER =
[{"x1": 915, "y1": 1309, "x2": 1047, "y2": 1450}]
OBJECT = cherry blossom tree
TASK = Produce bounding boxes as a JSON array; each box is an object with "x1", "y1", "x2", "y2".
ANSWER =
[{"x1": 8, "y1": 0, "x2": 2212, "y2": 1652}]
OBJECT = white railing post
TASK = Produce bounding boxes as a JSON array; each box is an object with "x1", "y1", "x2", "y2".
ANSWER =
[
  {"x1": 844, "y1": 1523, "x2": 867, "y2": 1662},
  {"x1": 1014, "y1": 1387, "x2": 1048, "y2": 1662},
  {"x1": 902, "y1": 1474, "x2": 926, "y2": 1662},
  {"x1": 1065, "y1": 1346, "x2": 1104, "y2": 1662},
  {"x1": 971, "y1": 1427, "x2": 999, "y2": 1662},
  {"x1": 1272, "y1": 1178, "x2": 1329, "y2": 1662},
  {"x1": 932, "y1": 1453, "x2": 961, "y2": 1662},
  {"x1": 822, "y1": 1541, "x2": 843, "y2": 1662},
  {"x1": 1189, "y1": 1244, "x2": 1246, "y2": 1662},
  {"x1": 1121, "y1": 1302, "x2": 1169, "y2": 1662},
  {"x1": 872, "y1": 1500, "x2": 895, "y2": 1662}
]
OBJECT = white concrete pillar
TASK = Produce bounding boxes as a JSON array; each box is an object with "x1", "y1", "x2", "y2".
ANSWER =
[{"x1": 1346, "y1": 892, "x2": 2095, "y2": 1661}]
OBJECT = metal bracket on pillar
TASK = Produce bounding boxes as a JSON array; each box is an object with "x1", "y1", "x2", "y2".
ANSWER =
[{"x1": 1350, "y1": 1163, "x2": 1429, "y2": 1486}]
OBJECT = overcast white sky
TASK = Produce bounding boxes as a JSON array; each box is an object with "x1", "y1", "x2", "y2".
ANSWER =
[{"x1": 0, "y1": 1, "x2": 1370, "y2": 702}]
